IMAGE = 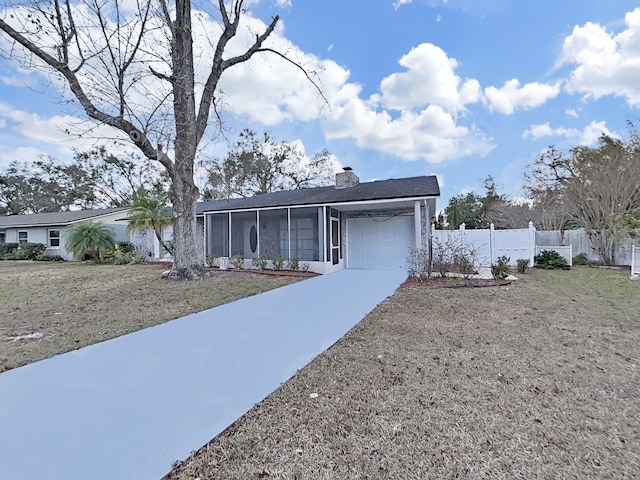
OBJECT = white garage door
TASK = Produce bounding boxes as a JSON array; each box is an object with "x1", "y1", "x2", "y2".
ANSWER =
[{"x1": 347, "y1": 216, "x2": 414, "y2": 270}]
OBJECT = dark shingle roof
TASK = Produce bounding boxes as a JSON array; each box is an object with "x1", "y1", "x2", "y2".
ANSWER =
[
  {"x1": 0, "y1": 207, "x2": 128, "y2": 228},
  {"x1": 197, "y1": 175, "x2": 439, "y2": 214}
]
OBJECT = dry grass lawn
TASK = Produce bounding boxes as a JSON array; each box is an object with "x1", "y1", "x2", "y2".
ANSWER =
[
  {"x1": 0, "y1": 261, "x2": 299, "y2": 372},
  {"x1": 168, "y1": 267, "x2": 640, "y2": 479}
]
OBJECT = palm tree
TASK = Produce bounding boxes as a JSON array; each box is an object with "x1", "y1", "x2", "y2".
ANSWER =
[
  {"x1": 127, "y1": 189, "x2": 174, "y2": 255},
  {"x1": 65, "y1": 221, "x2": 116, "y2": 263}
]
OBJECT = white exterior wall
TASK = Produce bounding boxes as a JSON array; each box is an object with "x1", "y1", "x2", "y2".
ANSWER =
[{"x1": 2, "y1": 210, "x2": 129, "y2": 260}]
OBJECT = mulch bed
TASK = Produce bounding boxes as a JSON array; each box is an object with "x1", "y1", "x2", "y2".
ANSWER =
[
  {"x1": 207, "y1": 267, "x2": 319, "y2": 278},
  {"x1": 401, "y1": 276, "x2": 512, "y2": 289}
]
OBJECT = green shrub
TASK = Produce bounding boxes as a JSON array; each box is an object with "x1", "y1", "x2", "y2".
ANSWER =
[
  {"x1": 301, "y1": 262, "x2": 310, "y2": 272},
  {"x1": 516, "y1": 258, "x2": 529, "y2": 274},
  {"x1": 115, "y1": 241, "x2": 135, "y2": 254},
  {"x1": 491, "y1": 256, "x2": 511, "y2": 280},
  {"x1": 0, "y1": 243, "x2": 19, "y2": 257},
  {"x1": 20, "y1": 243, "x2": 46, "y2": 260},
  {"x1": 288, "y1": 257, "x2": 300, "y2": 271},
  {"x1": 206, "y1": 254, "x2": 218, "y2": 267},
  {"x1": 252, "y1": 254, "x2": 269, "y2": 270},
  {"x1": 534, "y1": 250, "x2": 571, "y2": 270},
  {"x1": 272, "y1": 255, "x2": 285, "y2": 270},
  {"x1": 230, "y1": 254, "x2": 245, "y2": 269},
  {"x1": 573, "y1": 253, "x2": 589, "y2": 266}
]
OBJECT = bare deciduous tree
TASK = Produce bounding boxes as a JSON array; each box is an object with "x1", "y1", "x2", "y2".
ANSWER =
[
  {"x1": 531, "y1": 133, "x2": 640, "y2": 263},
  {"x1": 0, "y1": 0, "x2": 320, "y2": 278}
]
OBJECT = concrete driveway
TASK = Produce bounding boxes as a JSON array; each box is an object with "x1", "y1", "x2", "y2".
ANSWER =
[{"x1": 0, "y1": 269, "x2": 406, "y2": 480}]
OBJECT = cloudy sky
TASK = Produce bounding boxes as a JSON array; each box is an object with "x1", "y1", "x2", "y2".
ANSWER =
[{"x1": 0, "y1": 0, "x2": 639, "y2": 205}]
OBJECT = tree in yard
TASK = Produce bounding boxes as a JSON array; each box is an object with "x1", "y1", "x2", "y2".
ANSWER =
[
  {"x1": 0, "y1": 158, "x2": 97, "y2": 214},
  {"x1": 0, "y1": 0, "x2": 320, "y2": 279},
  {"x1": 74, "y1": 147, "x2": 169, "y2": 207},
  {"x1": 530, "y1": 131, "x2": 640, "y2": 264},
  {"x1": 200, "y1": 129, "x2": 338, "y2": 199},
  {"x1": 127, "y1": 188, "x2": 174, "y2": 256},
  {"x1": 65, "y1": 221, "x2": 116, "y2": 263},
  {"x1": 441, "y1": 176, "x2": 505, "y2": 229}
]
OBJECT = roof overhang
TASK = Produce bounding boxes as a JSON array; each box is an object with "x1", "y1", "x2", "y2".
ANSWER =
[{"x1": 199, "y1": 195, "x2": 437, "y2": 215}]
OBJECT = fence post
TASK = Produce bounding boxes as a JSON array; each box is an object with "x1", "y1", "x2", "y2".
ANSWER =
[
  {"x1": 489, "y1": 223, "x2": 495, "y2": 265},
  {"x1": 528, "y1": 221, "x2": 536, "y2": 267}
]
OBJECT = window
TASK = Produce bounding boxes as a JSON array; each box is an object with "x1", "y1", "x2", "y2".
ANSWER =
[
  {"x1": 48, "y1": 229, "x2": 60, "y2": 247},
  {"x1": 18, "y1": 231, "x2": 28, "y2": 245},
  {"x1": 0, "y1": 232, "x2": 5, "y2": 244}
]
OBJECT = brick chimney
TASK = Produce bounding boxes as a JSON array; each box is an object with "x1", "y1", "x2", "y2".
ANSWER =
[{"x1": 335, "y1": 167, "x2": 359, "y2": 189}]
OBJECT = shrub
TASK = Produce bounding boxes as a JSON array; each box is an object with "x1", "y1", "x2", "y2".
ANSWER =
[
  {"x1": 272, "y1": 255, "x2": 285, "y2": 270},
  {"x1": 0, "y1": 243, "x2": 19, "y2": 257},
  {"x1": 230, "y1": 254, "x2": 245, "y2": 269},
  {"x1": 206, "y1": 254, "x2": 218, "y2": 267},
  {"x1": 534, "y1": 250, "x2": 570, "y2": 270},
  {"x1": 35, "y1": 253, "x2": 55, "y2": 261},
  {"x1": 115, "y1": 241, "x2": 135, "y2": 254},
  {"x1": 20, "y1": 242, "x2": 46, "y2": 260},
  {"x1": 412, "y1": 236, "x2": 479, "y2": 280},
  {"x1": 301, "y1": 262, "x2": 310, "y2": 272},
  {"x1": 252, "y1": 254, "x2": 269, "y2": 270},
  {"x1": 406, "y1": 247, "x2": 431, "y2": 281},
  {"x1": 516, "y1": 258, "x2": 529, "y2": 274},
  {"x1": 573, "y1": 253, "x2": 589, "y2": 266},
  {"x1": 288, "y1": 257, "x2": 300, "y2": 271},
  {"x1": 491, "y1": 256, "x2": 511, "y2": 280}
]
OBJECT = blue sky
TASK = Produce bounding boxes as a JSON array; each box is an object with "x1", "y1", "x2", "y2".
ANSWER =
[{"x1": 1, "y1": 0, "x2": 639, "y2": 206}]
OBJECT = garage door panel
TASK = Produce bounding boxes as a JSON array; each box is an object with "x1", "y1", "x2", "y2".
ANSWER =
[{"x1": 347, "y1": 216, "x2": 414, "y2": 271}]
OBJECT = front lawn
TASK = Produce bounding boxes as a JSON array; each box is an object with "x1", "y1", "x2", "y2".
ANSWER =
[
  {"x1": 0, "y1": 261, "x2": 300, "y2": 372},
  {"x1": 168, "y1": 267, "x2": 640, "y2": 479}
]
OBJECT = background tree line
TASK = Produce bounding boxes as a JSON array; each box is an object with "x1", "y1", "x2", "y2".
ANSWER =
[
  {"x1": 0, "y1": 129, "x2": 337, "y2": 215},
  {"x1": 438, "y1": 125, "x2": 640, "y2": 264}
]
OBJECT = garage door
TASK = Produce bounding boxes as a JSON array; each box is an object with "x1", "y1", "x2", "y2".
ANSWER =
[{"x1": 347, "y1": 216, "x2": 414, "y2": 270}]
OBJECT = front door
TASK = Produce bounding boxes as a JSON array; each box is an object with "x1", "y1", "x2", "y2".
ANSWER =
[{"x1": 244, "y1": 221, "x2": 258, "y2": 258}]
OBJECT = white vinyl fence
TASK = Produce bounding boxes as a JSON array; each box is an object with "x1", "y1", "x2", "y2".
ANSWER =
[
  {"x1": 632, "y1": 245, "x2": 640, "y2": 279},
  {"x1": 433, "y1": 222, "x2": 536, "y2": 267},
  {"x1": 536, "y1": 229, "x2": 635, "y2": 266}
]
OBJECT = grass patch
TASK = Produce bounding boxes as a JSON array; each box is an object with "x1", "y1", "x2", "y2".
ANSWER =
[
  {"x1": 0, "y1": 261, "x2": 300, "y2": 372},
  {"x1": 167, "y1": 267, "x2": 640, "y2": 479}
]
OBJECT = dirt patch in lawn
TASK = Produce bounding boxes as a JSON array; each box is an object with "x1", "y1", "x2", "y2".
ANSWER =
[
  {"x1": 401, "y1": 276, "x2": 511, "y2": 289},
  {"x1": 167, "y1": 267, "x2": 640, "y2": 479},
  {"x1": 0, "y1": 261, "x2": 301, "y2": 372}
]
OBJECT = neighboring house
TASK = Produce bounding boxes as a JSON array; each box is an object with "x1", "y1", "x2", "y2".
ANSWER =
[
  {"x1": 0, "y1": 208, "x2": 129, "y2": 260},
  {"x1": 197, "y1": 169, "x2": 440, "y2": 273}
]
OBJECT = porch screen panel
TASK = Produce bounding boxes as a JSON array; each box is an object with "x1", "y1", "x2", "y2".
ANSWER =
[
  {"x1": 289, "y1": 207, "x2": 319, "y2": 261},
  {"x1": 207, "y1": 213, "x2": 229, "y2": 257},
  {"x1": 260, "y1": 209, "x2": 288, "y2": 259}
]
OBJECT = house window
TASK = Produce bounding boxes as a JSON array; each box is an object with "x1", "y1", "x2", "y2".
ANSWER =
[
  {"x1": 48, "y1": 229, "x2": 60, "y2": 247},
  {"x1": 18, "y1": 231, "x2": 28, "y2": 245},
  {"x1": 0, "y1": 232, "x2": 5, "y2": 244}
]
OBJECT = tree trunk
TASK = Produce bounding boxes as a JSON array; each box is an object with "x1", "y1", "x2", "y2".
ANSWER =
[{"x1": 167, "y1": 171, "x2": 203, "y2": 279}]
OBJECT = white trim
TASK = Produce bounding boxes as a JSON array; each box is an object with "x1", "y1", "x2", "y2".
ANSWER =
[
  {"x1": 256, "y1": 210, "x2": 260, "y2": 256},
  {"x1": 287, "y1": 208, "x2": 291, "y2": 260},
  {"x1": 199, "y1": 196, "x2": 437, "y2": 215},
  {"x1": 17, "y1": 230, "x2": 28, "y2": 244},
  {"x1": 414, "y1": 201, "x2": 421, "y2": 250},
  {"x1": 322, "y1": 206, "x2": 327, "y2": 263},
  {"x1": 47, "y1": 228, "x2": 61, "y2": 248}
]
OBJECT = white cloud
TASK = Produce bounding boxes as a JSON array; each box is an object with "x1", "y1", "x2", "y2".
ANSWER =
[
  {"x1": 561, "y1": 8, "x2": 640, "y2": 106},
  {"x1": 484, "y1": 79, "x2": 561, "y2": 115},
  {"x1": 522, "y1": 120, "x2": 616, "y2": 146},
  {"x1": 274, "y1": 0, "x2": 292, "y2": 7},
  {"x1": 393, "y1": 0, "x2": 413, "y2": 11},
  {"x1": 324, "y1": 99, "x2": 495, "y2": 163},
  {"x1": 378, "y1": 43, "x2": 481, "y2": 113},
  {"x1": 430, "y1": 172, "x2": 445, "y2": 188},
  {"x1": 565, "y1": 108, "x2": 579, "y2": 118},
  {"x1": 0, "y1": 146, "x2": 49, "y2": 168},
  {"x1": 436, "y1": 14, "x2": 442, "y2": 23}
]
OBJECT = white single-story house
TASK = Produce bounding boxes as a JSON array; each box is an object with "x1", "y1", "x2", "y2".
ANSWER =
[
  {"x1": 0, "y1": 207, "x2": 129, "y2": 260},
  {"x1": 197, "y1": 170, "x2": 440, "y2": 273}
]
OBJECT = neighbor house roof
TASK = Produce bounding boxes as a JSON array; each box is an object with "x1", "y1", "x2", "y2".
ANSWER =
[
  {"x1": 0, "y1": 207, "x2": 128, "y2": 229},
  {"x1": 197, "y1": 175, "x2": 440, "y2": 214}
]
